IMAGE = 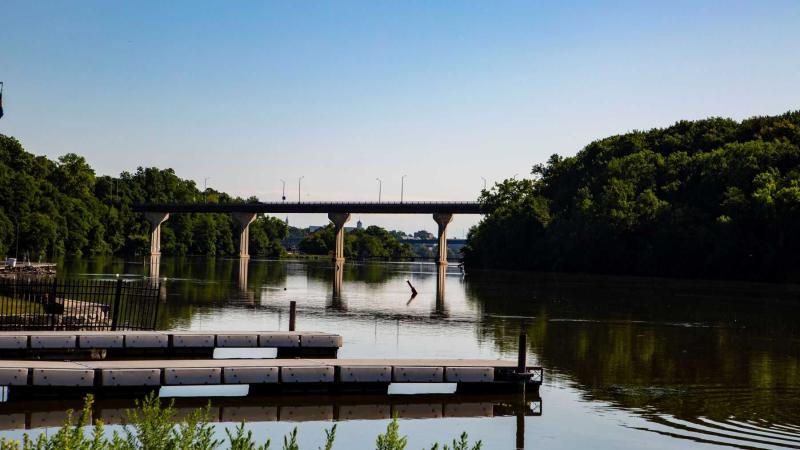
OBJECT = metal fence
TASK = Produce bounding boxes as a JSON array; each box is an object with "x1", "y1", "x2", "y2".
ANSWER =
[{"x1": 0, "y1": 277, "x2": 160, "y2": 331}]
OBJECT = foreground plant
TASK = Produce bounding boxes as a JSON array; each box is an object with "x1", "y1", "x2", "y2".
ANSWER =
[{"x1": 0, "y1": 394, "x2": 481, "y2": 450}]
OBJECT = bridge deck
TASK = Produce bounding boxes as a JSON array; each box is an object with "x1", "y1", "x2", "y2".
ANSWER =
[{"x1": 133, "y1": 201, "x2": 484, "y2": 214}]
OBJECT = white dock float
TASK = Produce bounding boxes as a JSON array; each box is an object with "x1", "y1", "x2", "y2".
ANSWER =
[
  {"x1": 393, "y1": 366, "x2": 444, "y2": 383},
  {"x1": 282, "y1": 366, "x2": 335, "y2": 383},
  {"x1": 125, "y1": 333, "x2": 168, "y2": 348},
  {"x1": 223, "y1": 367, "x2": 279, "y2": 384},
  {"x1": 165, "y1": 368, "x2": 222, "y2": 385},
  {"x1": 340, "y1": 365, "x2": 392, "y2": 383},
  {"x1": 216, "y1": 334, "x2": 258, "y2": 347},
  {"x1": 102, "y1": 369, "x2": 161, "y2": 386},
  {"x1": 0, "y1": 336, "x2": 27, "y2": 349},
  {"x1": 172, "y1": 334, "x2": 215, "y2": 348},
  {"x1": 32, "y1": 368, "x2": 94, "y2": 387},
  {"x1": 0, "y1": 368, "x2": 27, "y2": 385},
  {"x1": 30, "y1": 335, "x2": 75, "y2": 349}
]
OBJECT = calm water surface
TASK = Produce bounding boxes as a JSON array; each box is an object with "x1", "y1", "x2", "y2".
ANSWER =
[{"x1": 4, "y1": 257, "x2": 800, "y2": 449}]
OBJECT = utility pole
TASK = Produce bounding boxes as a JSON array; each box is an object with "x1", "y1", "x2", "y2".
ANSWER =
[
  {"x1": 401, "y1": 175, "x2": 407, "y2": 203},
  {"x1": 280, "y1": 179, "x2": 286, "y2": 202},
  {"x1": 15, "y1": 217, "x2": 19, "y2": 259},
  {"x1": 481, "y1": 177, "x2": 487, "y2": 191},
  {"x1": 204, "y1": 177, "x2": 211, "y2": 203},
  {"x1": 376, "y1": 178, "x2": 382, "y2": 203}
]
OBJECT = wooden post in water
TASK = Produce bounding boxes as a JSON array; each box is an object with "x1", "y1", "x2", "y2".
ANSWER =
[
  {"x1": 516, "y1": 320, "x2": 528, "y2": 449},
  {"x1": 289, "y1": 300, "x2": 296, "y2": 331},
  {"x1": 517, "y1": 322, "x2": 527, "y2": 394}
]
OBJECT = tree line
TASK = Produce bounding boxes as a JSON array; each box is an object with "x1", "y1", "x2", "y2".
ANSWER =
[
  {"x1": 0, "y1": 134, "x2": 288, "y2": 260},
  {"x1": 463, "y1": 110, "x2": 800, "y2": 281},
  {"x1": 0, "y1": 134, "x2": 428, "y2": 261}
]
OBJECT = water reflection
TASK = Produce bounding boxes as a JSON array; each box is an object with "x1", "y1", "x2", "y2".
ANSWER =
[
  {"x1": 52, "y1": 257, "x2": 800, "y2": 449},
  {"x1": 466, "y1": 271, "x2": 800, "y2": 448},
  {"x1": 0, "y1": 393, "x2": 541, "y2": 430}
]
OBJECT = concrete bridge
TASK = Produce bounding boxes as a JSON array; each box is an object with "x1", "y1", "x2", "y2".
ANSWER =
[{"x1": 133, "y1": 202, "x2": 484, "y2": 269}]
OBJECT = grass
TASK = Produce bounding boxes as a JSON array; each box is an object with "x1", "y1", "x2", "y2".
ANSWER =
[{"x1": 0, "y1": 393, "x2": 482, "y2": 450}]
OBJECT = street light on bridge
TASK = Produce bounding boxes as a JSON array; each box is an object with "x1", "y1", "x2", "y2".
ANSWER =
[
  {"x1": 280, "y1": 179, "x2": 286, "y2": 202},
  {"x1": 298, "y1": 176, "x2": 304, "y2": 204},
  {"x1": 203, "y1": 177, "x2": 211, "y2": 203},
  {"x1": 401, "y1": 175, "x2": 407, "y2": 203},
  {"x1": 481, "y1": 177, "x2": 487, "y2": 191},
  {"x1": 376, "y1": 178, "x2": 382, "y2": 203}
]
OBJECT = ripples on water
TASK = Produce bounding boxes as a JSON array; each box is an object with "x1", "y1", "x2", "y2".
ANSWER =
[{"x1": 3, "y1": 256, "x2": 797, "y2": 449}]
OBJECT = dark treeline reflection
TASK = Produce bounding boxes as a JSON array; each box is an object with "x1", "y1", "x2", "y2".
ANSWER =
[{"x1": 465, "y1": 270, "x2": 800, "y2": 425}]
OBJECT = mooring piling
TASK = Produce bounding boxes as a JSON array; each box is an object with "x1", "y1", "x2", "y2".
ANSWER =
[{"x1": 289, "y1": 300, "x2": 297, "y2": 331}]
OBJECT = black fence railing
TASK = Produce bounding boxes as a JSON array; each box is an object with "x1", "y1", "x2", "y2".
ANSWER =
[{"x1": 0, "y1": 277, "x2": 160, "y2": 331}]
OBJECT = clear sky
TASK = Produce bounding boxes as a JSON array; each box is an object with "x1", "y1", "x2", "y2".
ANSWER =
[{"x1": 1, "y1": 1, "x2": 799, "y2": 234}]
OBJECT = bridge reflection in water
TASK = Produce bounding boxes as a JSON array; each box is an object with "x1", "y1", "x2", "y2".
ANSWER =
[{"x1": 146, "y1": 255, "x2": 456, "y2": 315}]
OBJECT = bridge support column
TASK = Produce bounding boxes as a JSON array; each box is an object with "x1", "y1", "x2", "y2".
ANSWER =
[
  {"x1": 433, "y1": 213, "x2": 453, "y2": 265},
  {"x1": 144, "y1": 212, "x2": 170, "y2": 256},
  {"x1": 232, "y1": 212, "x2": 258, "y2": 258},
  {"x1": 328, "y1": 213, "x2": 351, "y2": 272}
]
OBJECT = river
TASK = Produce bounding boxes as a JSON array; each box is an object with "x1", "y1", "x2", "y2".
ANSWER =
[{"x1": 4, "y1": 256, "x2": 800, "y2": 449}]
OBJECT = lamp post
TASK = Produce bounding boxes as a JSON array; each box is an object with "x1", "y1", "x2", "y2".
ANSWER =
[
  {"x1": 203, "y1": 177, "x2": 211, "y2": 203},
  {"x1": 401, "y1": 175, "x2": 407, "y2": 203},
  {"x1": 280, "y1": 179, "x2": 286, "y2": 202},
  {"x1": 481, "y1": 177, "x2": 487, "y2": 191},
  {"x1": 298, "y1": 176, "x2": 304, "y2": 204},
  {"x1": 513, "y1": 173, "x2": 519, "y2": 180},
  {"x1": 376, "y1": 178, "x2": 382, "y2": 203},
  {"x1": 14, "y1": 217, "x2": 19, "y2": 259}
]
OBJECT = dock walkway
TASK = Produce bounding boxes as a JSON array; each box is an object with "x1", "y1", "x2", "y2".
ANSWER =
[
  {"x1": 0, "y1": 330, "x2": 342, "y2": 359},
  {"x1": 0, "y1": 358, "x2": 542, "y2": 398}
]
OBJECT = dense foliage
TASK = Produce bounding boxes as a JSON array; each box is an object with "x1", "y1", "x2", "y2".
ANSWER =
[
  {"x1": 0, "y1": 134, "x2": 287, "y2": 259},
  {"x1": 464, "y1": 111, "x2": 800, "y2": 280},
  {"x1": 299, "y1": 224, "x2": 414, "y2": 259}
]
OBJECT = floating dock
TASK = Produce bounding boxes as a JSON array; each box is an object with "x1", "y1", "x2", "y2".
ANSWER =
[
  {"x1": 0, "y1": 358, "x2": 542, "y2": 399},
  {"x1": 0, "y1": 331, "x2": 342, "y2": 359}
]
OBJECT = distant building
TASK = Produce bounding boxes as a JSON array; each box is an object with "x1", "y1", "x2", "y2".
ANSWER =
[{"x1": 357, "y1": 219, "x2": 363, "y2": 229}]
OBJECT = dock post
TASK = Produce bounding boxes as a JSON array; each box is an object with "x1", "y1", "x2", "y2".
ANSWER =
[
  {"x1": 516, "y1": 322, "x2": 528, "y2": 449},
  {"x1": 517, "y1": 324, "x2": 527, "y2": 394},
  {"x1": 289, "y1": 301, "x2": 296, "y2": 331},
  {"x1": 111, "y1": 278, "x2": 123, "y2": 331},
  {"x1": 516, "y1": 406, "x2": 525, "y2": 449}
]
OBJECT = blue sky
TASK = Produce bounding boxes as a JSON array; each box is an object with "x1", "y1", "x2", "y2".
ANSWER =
[{"x1": 1, "y1": 1, "x2": 799, "y2": 233}]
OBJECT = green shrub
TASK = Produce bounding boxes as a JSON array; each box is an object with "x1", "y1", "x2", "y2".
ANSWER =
[{"x1": 0, "y1": 395, "x2": 481, "y2": 450}]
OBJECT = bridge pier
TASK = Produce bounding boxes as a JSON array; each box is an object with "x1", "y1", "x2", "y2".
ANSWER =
[
  {"x1": 232, "y1": 212, "x2": 258, "y2": 258},
  {"x1": 328, "y1": 212, "x2": 351, "y2": 272},
  {"x1": 144, "y1": 212, "x2": 170, "y2": 256},
  {"x1": 433, "y1": 213, "x2": 453, "y2": 265}
]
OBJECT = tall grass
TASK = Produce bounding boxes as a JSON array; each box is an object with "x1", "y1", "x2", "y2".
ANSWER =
[{"x1": 0, "y1": 394, "x2": 482, "y2": 450}]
